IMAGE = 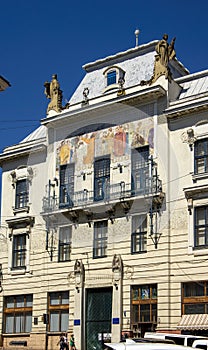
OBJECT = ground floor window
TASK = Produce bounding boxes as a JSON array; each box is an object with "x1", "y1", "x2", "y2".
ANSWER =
[
  {"x1": 131, "y1": 284, "x2": 157, "y2": 337},
  {"x1": 48, "y1": 291, "x2": 69, "y2": 332},
  {"x1": 4, "y1": 294, "x2": 33, "y2": 333},
  {"x1": 182, "y1": 281, "x2": 208, "y2": 314}
]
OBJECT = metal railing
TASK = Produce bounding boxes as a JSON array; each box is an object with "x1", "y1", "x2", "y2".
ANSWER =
[{"x1": 42, "y1": 176, "x2": 162, "y2": 213}]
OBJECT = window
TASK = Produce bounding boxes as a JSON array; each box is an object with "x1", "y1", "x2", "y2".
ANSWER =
[
  {"x1": 182, "y1": 281, "x2": 208, "y2": 314},
  {"x1": 94, "y1": 157, "x2": 110, "y2": 201},
  {"x1": 194, "y1": 206, "x2": 208, "y2": 248},
  {"x1": 107, "y1": 70, "x2": 116, "y2": 86},
  {"x1": 59, "y1": 164, "x2": 74, "y2": 208},
  {"x1": 131, "y1": 215, "x2": 147, "y2": 253},
  {"x1": 4, "y1": 295, "x2": 33, "y2": 333},
  {"x1": 93, "y1": 221, "x2": 108, "y2": 258},
  {"x1": 131, "y1": 284, "x2": 157, "y2": 323},
  {"x1": 58, "y1": 226, "x2": 72, "y2": 262},
  {"x1": 12, "y1": 234, "x2": 27, "y2": 269},
  {"x1": 103, "y1": 66, "x2": 125, "y2": 92},
  {"x1": 15, "y1": 179, "x2": 29, "y2": 209},
  {"x1": 194, "y1": 139, "x2": 208, "y2": 174},
  {"x1": 48, "y1": 291, "x2": 69, "y2": 332},
  {"x1": 131, "y1": 146, "x2": 149, "y2": 195}
]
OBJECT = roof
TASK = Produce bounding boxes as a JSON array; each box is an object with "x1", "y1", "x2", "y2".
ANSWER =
[
  {"x1": 20, "y1": 125, "x2": 46, "y2": 143},
  {"x1": 176, "y1": 69, "x2": 208, "y2": 100},
  {"x1": 69, "y1": 40, "x2": 189, "y2": 106}
]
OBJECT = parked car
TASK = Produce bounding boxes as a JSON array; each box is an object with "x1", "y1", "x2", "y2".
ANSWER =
[
  {"x1": 144, "y1": 332, "x2": 208, "y2": 349},
  {"x1": 104, "y1": 340, "x2": 194, "y2": 350}
]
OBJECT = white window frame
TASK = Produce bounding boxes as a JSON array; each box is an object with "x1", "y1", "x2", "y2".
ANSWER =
[{"x1": 103, "y1": 65, "x2": 125, "y2": 93}]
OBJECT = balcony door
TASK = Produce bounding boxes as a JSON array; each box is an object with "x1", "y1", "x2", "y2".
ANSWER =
[
  {"x1": 94, "y1": 157, "x2": 110, "y2": 201},
  {"x1": 59, "y1": 164, "x2": 74, "y2": 208},
  {"x1": 131, "y1": 146, "x2": 149, "y2": 195}
]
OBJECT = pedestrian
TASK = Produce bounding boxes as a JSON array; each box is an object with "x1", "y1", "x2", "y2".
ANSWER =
[
  {"x1": 70, "y1": 334, "x2": 76, "y2": 350},
  {"x1": 57, "y1": 333, "x2": 65, "y2": 350},
  {"x1": 63, "y1": 333, "x2": 69, "y2": 350}
]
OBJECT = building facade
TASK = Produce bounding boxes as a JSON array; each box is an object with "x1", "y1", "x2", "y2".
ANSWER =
[{"x1": 0, "y1": 35, "x2": 208, "y2": 350}]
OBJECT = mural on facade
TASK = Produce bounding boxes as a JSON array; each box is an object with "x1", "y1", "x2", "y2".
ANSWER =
[{"x1": 56, "y1": 118, "x2": 154, "y2": 170}]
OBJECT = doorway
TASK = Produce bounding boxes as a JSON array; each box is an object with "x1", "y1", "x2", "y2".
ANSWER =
[{"x1": 86, "y1": 287, "x2": 112, "y2": 350}]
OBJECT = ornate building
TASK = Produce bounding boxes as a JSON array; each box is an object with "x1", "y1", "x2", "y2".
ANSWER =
[{"x1": 0, "y1": 34, "x2": 208, "y2": 350}]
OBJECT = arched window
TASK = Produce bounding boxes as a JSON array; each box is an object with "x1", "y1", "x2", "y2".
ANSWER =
[{"x1": 103, "y1": 66, "x2": 125, "y2": 92}]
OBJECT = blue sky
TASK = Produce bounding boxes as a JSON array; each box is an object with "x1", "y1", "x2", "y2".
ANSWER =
[{"x1": 0, "y1": 0, "x2": 207, "y2": 152}]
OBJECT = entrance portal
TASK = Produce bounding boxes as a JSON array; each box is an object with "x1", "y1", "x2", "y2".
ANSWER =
[{"x1": 86, "y1": 287, "x2": 112, "y2": 350}]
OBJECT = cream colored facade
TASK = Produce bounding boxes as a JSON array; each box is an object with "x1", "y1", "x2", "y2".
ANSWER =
[{"x1": 0, "y1": 37, "x2": 208, "y2": 350}]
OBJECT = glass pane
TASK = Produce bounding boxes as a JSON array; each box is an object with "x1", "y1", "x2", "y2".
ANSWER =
[
  {"x1": 141, "y1": 286, "x2": 150, "y2": 299},
  {"x1": 196, "y1": 228, "x2": 206, "y2": 246},
  {"x1": 132, "y1": 304, "x2": 139, "y2": 323},
  {"x1": 25, "y1": 313, "x2": 32, "y2": 332},
  {"x1": 196, "y1": 208, "x2": 205, "y2": 225},
  {"x1": 184, "y1": 282, "x2": 204, "y2": 297},
  {"x1": 152, "y1": 286, "x2": 157, "y2": 299},
  {"x1": 5, "y1": 314, "x2": 14, "y2": 333},
  {"x1": 61, "y1": 311, "x2": 69, "y2": 331},
  {"x1": 140, "y1": 304, "x2": 150, "y2": 322},
  {"x1": 6, "y1": 296, "x2": 15, "y2": 308},
  {"x1": 152, "y1": 304, "x2": 157, "y2": 322},
  {"x1": 15, "y1": 313, "x2": 24, "y2": 333},
  {"x1": 132, "y1": 288, "x2": 139, "y2": 300},
  {"x1": 184, "y1": 303, "x2": 205, "y2": 314},
  {"x1": 50, "y1": 292, "x2": 60, "y2": 305},
  {"x1": 196, "y1": 159, "x2": 205, "y2": 173},
  {"x1": 107, "y1": 71, "x2": 116, "y2": 85},
  {"x1": 61, "y1": 291, "x2": 69, "y2": 305},
  {"x1": 16, "y1": 295, "x2": 24, "y2": 307},
  {"x1": 26, "y1": 295, "x2": 33, "y2": 307},
  {"x1": 50, "y1": 312, "x2": 59, "y2": 331}
]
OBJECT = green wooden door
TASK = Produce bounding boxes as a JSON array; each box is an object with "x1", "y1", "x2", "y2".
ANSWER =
[{"x1": 86, "y1": 287, "x2": 112, "y2": 350}]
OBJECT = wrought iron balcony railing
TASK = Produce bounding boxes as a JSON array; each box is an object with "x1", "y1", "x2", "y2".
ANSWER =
[{"x1": 42, "y1": 176, "x2": 162, "y2": 213}]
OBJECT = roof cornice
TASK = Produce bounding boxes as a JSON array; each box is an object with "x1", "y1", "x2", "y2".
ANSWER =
[
  {"x1": 41, "y1": 84, "x2": 166, "y2": 127},
  {"x1": 0, "y1": 140, "x2": 46, "y2": 166},
  {"x1": 164, "y1": 94, "x2": 208, "y2": 119}
]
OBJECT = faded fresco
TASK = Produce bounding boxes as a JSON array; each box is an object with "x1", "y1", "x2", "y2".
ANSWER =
[{"x1": 56, "y1": 119, "x2": 154, "y2": 170}]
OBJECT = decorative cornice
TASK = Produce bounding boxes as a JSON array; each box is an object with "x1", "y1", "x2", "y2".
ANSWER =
[
  {"x1": 41, "y1": 84, "x2": 166, "y2": 126},
  {"x1": 6, "y1": 216, "x2": 35, "y2": 228},
  {"x1": 0, "y1": 142, "x2": 46, "y2": 165},
  {"x1": 184, "y1": 184, "x2": 208, "y2": 199},
  {"x1": 164, "y1": 96, "x2": 208, "y2": 119}
]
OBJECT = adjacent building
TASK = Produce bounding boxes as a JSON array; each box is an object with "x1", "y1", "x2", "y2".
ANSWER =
[{"x1": 0, "y1": 34, "x2": 208, "y2": 350}]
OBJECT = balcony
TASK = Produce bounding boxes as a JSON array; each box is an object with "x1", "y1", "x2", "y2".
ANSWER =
[{"x1": 42, "y1": 176, "x2": 162, "y2": 214}]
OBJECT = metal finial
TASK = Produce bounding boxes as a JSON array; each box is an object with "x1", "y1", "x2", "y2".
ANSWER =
[{"x1": 134, "y1": 29, "x2": 140, "y2": 47}]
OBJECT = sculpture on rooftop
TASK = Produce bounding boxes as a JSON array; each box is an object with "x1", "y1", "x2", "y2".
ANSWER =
[
  {"x1": 141, "y1": 34, "x2": 176, "y2": 86},
  {"x1": 44, "y1": 74, "x2": 63, "y2": 114},
  {"x1": 155, "y1": 34, "x2": 176, "y2": 67}
]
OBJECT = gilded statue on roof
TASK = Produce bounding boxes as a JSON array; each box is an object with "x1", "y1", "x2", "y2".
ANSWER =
[
  {"x1": 141, "y1": 34, "x2": 176, "y2": 86},
  {"x1": 44, "y1": 74, "x2": 63, "y2": 114},
  {"x1": 155, "y1": 34, "x2": 176, "y2": 67}
]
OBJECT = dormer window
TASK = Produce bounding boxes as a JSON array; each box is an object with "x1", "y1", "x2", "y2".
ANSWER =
[{"x1": 103, "y1": 66, "x2": 125, "y2": 93}]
